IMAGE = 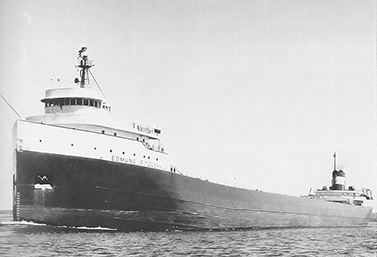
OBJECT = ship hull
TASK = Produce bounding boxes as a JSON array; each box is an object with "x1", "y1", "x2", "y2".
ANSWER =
[{"x1": 14, "y1": 150, "x2": 372, "y2": 231}]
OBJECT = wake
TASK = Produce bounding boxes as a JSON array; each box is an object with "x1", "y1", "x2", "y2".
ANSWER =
[{"x1": 0, "y1": 220, "x2": 117, "y2": 231}]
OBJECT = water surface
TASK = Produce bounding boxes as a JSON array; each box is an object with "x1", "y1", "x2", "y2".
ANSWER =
[{"x1": 1, "y1": 211, "x2": 376, "y2": 256}]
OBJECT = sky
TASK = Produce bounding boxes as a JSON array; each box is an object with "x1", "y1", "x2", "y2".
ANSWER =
[{"x1": 0, "y1": 0, "x2": 376, "y2": 211}]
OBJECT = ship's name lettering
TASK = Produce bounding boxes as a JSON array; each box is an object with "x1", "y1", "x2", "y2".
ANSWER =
[
  {"x1": 139, "y1": 160, "x2": 158, "y2": 168},
  {"x1": 111, "y1": 155, "x2": 159, "y2": 168},
  {"x1": 111, "y1": 155, "x2": 136, "y2": 164}
]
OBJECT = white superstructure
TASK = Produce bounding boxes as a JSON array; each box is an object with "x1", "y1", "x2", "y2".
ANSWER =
[
  {"x1": 304, "y1": 153, "x2": 373, "y2": 206},
  {"x1": 15, "y1": 47, "x2": 170, "y2": 172}
]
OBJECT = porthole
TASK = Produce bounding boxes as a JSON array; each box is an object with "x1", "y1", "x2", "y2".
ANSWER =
[
  {"x1": 133, "y1": 153, "x2": 136, "y2": 156},
  {"x1": 110, "y1": 150, "x2": 112, "y2": 153},
  {"x1": 156, "y1": 158, "x2": 158, "y2": 161},
  {"x1": 94, "y1": 147, "x2": 97, "y2": 150},
  {"x1": 39, "y1": 140, "x2": 42, "y2": 142},
  {"x1": 102, "y1": 130, "x2": 105, "y2": 134},
  {"x1": 122, "y1": 152, "x2": 125, "y2": 155},
  {"x1": 148, "y1": 156, "x2": 150, "y2": 159},
  {"x1": 114, "y1": 132, "x2": 117, "y2": 136},
  {"x1": 71, "y1": 144, "x2": 74, "y2": 146}
]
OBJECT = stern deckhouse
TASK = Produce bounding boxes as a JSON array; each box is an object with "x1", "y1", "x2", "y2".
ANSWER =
[{"x1": 307, "y1": 153, "x2": 373, "y2": 206}]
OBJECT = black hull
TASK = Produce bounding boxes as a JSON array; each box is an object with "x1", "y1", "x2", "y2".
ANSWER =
[{"x1": 14, "y1": 151, "x2": 372, "y2": 231}]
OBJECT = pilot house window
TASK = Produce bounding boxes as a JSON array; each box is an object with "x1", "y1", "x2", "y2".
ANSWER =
[{"x1": 44, "y1": 98, "x2": 102, "y2": 109}]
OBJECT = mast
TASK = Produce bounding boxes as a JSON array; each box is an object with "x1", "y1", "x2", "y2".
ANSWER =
[
  {"x1": 75, "y1": 47, "x2": 93, "y2": 88},
  {"x1": 333, "y1": 152, "x2": 337, "y2": 171}
]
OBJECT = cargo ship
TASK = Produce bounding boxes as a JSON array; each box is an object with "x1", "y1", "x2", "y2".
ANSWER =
[{"x1": 12, "y1": 48, "x2": 373, "y2": 231}]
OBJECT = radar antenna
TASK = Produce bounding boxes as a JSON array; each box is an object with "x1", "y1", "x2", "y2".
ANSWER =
[
  {"x1": 74, "y1": 47, "x2": 106, "y2": 98},
  {"x1": 75, "y1": 47, "x2": 93, "y2": 88}
]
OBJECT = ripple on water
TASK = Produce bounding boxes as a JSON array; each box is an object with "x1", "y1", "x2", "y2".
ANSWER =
[{"x1": 0, "y1": 211, "x2": 376, "y2": 257}]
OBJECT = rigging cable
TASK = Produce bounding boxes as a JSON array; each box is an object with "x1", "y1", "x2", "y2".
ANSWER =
[
  {"x1": 88, "y1": 69, "x2": 106, "y2": 99},
  {"x1": 0, "y1": 94, "x2": 21, "y2": 119}
]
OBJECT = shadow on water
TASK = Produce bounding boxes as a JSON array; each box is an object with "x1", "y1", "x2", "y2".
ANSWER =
[
  {"x1": 1, "y1": 208, "x2": 376, "y2": 233},
  {"x1": 1, "y1": 210, "x2": 377, "y2": 256}
]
